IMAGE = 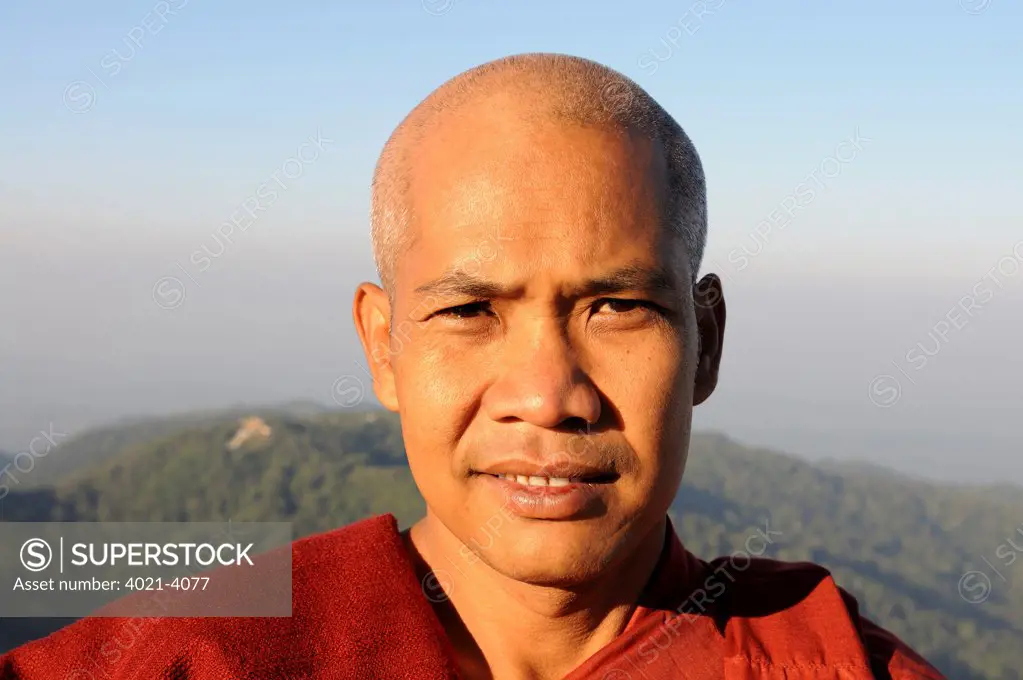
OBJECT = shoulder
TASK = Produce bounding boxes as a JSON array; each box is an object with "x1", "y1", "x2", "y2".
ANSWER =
[
  {"x1": 838, "y1": 589, "x2": 947, "y2": 680},
  {"x1": 290, "y1": 512, "x2": 405, "y2": 594},
  {"x1": 1, "y1": 515, "x2": 412, "y2": 679},
  {"x1": 700, "y1": 554, "x2": 837, "y2": 612},
  {"x1": 700, "y1": 555, "x2": 945, "y2": 679}
]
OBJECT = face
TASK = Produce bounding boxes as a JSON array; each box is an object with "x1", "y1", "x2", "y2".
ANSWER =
[{"x1": 354, "y1": 102, "x2": 725, "y2": 586}]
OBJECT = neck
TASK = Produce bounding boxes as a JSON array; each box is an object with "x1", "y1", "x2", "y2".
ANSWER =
[{"x1": 404, "y1": 513, "x2": 668, "y2": 680}]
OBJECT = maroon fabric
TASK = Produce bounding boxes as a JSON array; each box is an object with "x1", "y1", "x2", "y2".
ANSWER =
[
  {"x1": 2, "y1": 514, "x2": 460, "y2": 679},
  {"x1": 1, "y1": 514, "x2": 944, "y2": 679}
]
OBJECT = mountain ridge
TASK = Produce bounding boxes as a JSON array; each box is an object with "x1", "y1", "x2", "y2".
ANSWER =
[{"x1": 0, "y1": 408, "x2": 1019, "y2": 678}]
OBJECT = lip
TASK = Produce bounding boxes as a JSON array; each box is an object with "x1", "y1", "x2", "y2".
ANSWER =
[
  {"x1": 473, "y1": 469, "x2": 617, "y2": 520},
  {"x1": 474, "y1": 459, "x2": 618, "y2": 483}
]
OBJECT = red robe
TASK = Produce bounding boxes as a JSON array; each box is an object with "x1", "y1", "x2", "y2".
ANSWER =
[{"x1": 1, "y1": 514, "x2": 944, "y2": 679}]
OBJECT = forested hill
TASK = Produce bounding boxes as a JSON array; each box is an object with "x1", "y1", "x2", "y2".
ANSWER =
[{"x1": 1, "y1": 408, "x2": 1021, "y2": 678}]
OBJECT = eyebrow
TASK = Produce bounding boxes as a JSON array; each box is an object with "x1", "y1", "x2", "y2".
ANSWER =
[
  {"x1": 414, "y1": 270, "x2": 507, "y2": 299},
  {"x1": 581, "y1": 262, "x2": 682, "y2": 298},
  {"x1": 413, "y1": 261, "x2": 682, "y2": 300}
]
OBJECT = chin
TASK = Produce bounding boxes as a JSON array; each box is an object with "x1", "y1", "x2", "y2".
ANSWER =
[
  {"x1": 469, "y1": 520, "x2": 620, "y2": 587},
  {"x1": 484, "y1": 550, "x2": 607, "y2": 588}
]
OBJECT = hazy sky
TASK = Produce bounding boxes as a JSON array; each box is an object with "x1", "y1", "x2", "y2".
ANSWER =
[{"x1": 2, "y1": 0, "x2": 1021, "y2": 483}]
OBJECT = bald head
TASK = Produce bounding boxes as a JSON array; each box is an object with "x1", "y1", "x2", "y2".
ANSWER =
[
  {"x1": 355, "y1": 54, "x2": 727, "y2": 600},
  {"x1": 370, "y1": 53, "x2": 707, "y2": 304}
]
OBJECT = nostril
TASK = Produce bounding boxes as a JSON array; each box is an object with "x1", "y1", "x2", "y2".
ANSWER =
[{"x1": 560, "y1": 416, "x2": 590, "y2": 433}]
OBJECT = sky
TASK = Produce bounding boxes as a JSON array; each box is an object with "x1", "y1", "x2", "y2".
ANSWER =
[{"x1": 1, "y1": 0, "x2": 1021, "y2": 483}]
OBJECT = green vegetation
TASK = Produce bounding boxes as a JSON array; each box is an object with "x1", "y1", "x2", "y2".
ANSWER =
[
  {"x1": 4, "y1": 401, "x2": 338, "y2": 488},
  {"x1": 1, "y1": 408, "x2": 1020, "y2": 678}
]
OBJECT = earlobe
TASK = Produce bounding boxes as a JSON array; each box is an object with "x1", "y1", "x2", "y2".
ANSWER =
[{"x1": 352, "y1": 283, "x2": 400, "y2": 411}]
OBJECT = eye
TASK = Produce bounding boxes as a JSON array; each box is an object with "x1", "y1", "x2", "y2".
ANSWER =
[
  {"x1": 593, "y1": 298, "x2": 659, "y2": 315},
  {"x1": 434, "y1": 301, "x2": 493, "y2": 319}
]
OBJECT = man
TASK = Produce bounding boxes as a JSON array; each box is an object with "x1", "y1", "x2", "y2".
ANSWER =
[{"x1": 1, "y1": 53, "x2": 943, "y2": 679}]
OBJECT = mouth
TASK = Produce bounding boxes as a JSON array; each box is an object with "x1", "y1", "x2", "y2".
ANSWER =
[
  {"x1": 478, "y1": 471, "x2": 619, "y2": 487},
  {"x1": 470, "y1": 466, "x2": 620, "y2": 520},
  {"x1": 472, "y1": 458, "x2": 620, "y2": 483}
]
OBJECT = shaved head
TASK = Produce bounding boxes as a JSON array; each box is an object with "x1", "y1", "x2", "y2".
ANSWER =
[
  {"x1": 370, "y1": 53, "x2": 707, "y2": 305},
  {"x1": 353, "y1": 53, "x2": 727, "y2": 653}
]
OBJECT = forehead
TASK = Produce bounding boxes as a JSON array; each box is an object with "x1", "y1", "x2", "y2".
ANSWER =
[{"x1": 399, "y1": 108, "x2": 682, "y2": 298}]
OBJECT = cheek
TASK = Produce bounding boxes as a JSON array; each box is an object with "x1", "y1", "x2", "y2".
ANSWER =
[
  {"x1": 613, "y1": 337, "x2": 688, "y2": 412},
  {"x1": 611, "y1": 343, "x2": 690, "y2": 477},
  {"x1": 394, "y1": 343, "x2": 481, "y2": 470},
  {"x1": 398, "y1": 338, "x2": 474, "y2": 407}
]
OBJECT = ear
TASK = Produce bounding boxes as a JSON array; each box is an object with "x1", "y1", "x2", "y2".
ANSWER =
[
  {"x1": 352, "y1": 282, "x2": 399, "y2": 411},
  {"x1": 692, "y1": 274, "x2": 726, "y2": 405}
]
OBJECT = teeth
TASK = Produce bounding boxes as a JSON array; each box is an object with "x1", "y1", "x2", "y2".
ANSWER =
[{"x1": 497, "y1": 474, "x2": 575, "y2": 487}]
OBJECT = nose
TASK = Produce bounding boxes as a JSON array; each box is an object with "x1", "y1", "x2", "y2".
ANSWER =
[{"x1": 483, "y1": 319, "x2": 602, "y2": 430}]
